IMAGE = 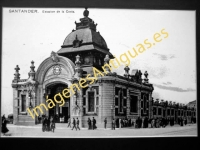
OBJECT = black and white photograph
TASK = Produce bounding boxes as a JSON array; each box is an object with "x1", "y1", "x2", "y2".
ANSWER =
[{"x1": 1, "y1": 7, "x2": 197, "y2": 137}]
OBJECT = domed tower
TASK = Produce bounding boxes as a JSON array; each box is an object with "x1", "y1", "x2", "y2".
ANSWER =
[{"x1": 57, "y1": 8, "x2": 114, "y2": 72}]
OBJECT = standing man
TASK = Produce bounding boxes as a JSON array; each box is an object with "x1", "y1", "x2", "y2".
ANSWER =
[
  {"x1": 104, "y1": 118, "x2": 107, "y2": 129},
  {"x1": 92, "y1": 117, "x2": 96, "y2": 130},
  {"x1": 119, "y1": 118, "x2": 121, "y2": 128},
  {"x1": 72, "y1": 118, "x2": 77, "y2": 130},
  {"x1": 67, "y1": 118, "x2": 71, "y2": 128},
  {"x1": 76, "y1": 118, "x2": 80, "y2": 130},
  {"x1": 112, "y1": 118, "x2": 115, "y2": 130}
]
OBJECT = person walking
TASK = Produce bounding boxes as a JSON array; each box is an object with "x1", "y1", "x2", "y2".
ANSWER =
[
  {"x1": 76, "y1": 118, "x2": 80, "y2": 130},
  {"x1": 1, "y1": 117, "x2": 9, "y2": 136},
  {"x1": 50, "y1": 117, "x2": 56, "y2": 132},
  {"x1": 67, "y1": 118, "x2": 71, "y2": 128},
  {"x1": 87, "y1": 118, "x2": 91, "y2": 130},
  {"x1": 151, "y1": 118, "x2": 155, "y2": 128},
  {"x1": 112, "y1": 118, "x2": 115, "y2": 130},
  {"x1": 72, "y1": 118, "x2": 77, "y2": 130},
  {"x1": 42, "y1": 117, "x2": 48, "y2": 132},
  {"x1": 104, "y1": 118, "x2": 107, "y2": 129}
]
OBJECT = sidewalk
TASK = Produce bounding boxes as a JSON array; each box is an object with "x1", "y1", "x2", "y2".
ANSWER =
[
  {"x1": 7, "y1": 123, "x2": 196, "y2": 130},
  {"x1": 7, "y1": 123, "x2": 119, "y2": 130}
]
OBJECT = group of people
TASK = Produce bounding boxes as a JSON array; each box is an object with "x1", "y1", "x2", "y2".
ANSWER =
[
  {"x1": 149, "y1": 117, "x2": 173, "y2": 128},
  {"x1": 67, "y1": 118, "x2": 81, "y2": 131},
  {"x1": 117, "y1": 117, "x2": 133, "y2": 128},
  {"x1": 87, "y1": 117, "x2": 97, "y2": 130},
  {"x1": 1, "y1": 114, "x2": 10, "y2": 136},
  {"x1": 103, "y1": 116, "x2": 189, "y2": 129},
  {"x1": 42, "y1": 116, "x2": 56, "y2": 132},
  {"x1": 178, "y1": 117, "x2": 188, "y2": 126}
]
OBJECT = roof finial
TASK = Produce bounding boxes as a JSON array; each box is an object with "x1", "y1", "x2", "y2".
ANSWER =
[{"x1": 83, "y1": 7, "x2": 89, "y2": 17}]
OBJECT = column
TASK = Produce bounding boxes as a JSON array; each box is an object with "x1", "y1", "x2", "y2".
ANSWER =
[{"x1": 13, "y1": 88, "x2": 19, "y2": 124}]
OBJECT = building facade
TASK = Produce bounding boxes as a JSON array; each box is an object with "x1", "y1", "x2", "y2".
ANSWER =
[{"x1": 11, "y1": 8, "x2": 196, "y2": 127}]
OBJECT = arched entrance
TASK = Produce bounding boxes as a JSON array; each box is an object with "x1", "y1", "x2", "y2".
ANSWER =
[{"x1": 46, "y1": 83, "x2": 70, "y2": 123}]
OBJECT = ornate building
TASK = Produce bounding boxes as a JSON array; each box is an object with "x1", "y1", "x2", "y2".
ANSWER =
[{"x1": 11, "y1": 8, "x2": 155, "y2": 127}]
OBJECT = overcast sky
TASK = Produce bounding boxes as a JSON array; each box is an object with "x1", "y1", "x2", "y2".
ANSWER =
[{"x1": 1, "y1": 8, "x2": 196, "y2": 116}]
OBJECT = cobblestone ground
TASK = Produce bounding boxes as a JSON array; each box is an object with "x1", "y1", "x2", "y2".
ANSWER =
[{"x1": 1, "y1": 123, "x2": 197, "y2": 138}]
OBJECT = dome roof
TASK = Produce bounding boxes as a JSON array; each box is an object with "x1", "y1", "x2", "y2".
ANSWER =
[
  {"x1": 57, "y1": 8, "x2": 113, "y2": 58},
  {"x1": 62, "y1": 28, "x2": 108, "y2": 49}
]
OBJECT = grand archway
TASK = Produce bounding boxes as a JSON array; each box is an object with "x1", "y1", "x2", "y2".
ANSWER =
[{"x1": 46, "y1": 82, "x2": 70, "y2": 123}]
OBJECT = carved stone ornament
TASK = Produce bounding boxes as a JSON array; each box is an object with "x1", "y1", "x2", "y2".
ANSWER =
[
  {"x1": 83, "y1": 7, "x2": 89, "y2": 17},
  {"x1": 53, "y1": 65, "x2": 62, "y2": 75},
  {"x1": 73, "y1": 35, "x2": 83, "y2": 48},
  {"x1": 51, "y1": 51, "x2": 59, "y2": 63}
]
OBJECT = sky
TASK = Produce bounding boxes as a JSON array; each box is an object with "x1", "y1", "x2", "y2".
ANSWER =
[{"x1": 1, "y1": 8, "x2": 196, "y2": 116}]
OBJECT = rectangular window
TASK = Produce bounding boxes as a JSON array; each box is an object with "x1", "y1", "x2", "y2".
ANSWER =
[
  {"x1": 167, "y1": 109, "x2": 170, "y2": 115},
  {"x1": 141, "y1": 101, "x2": 143, "y2": 109},
  {"x1": 130, "y1": 95, "x2": 137, "y2": 113},
  {"x1": 171, "y1": 109, "x2": 174, "y2": 115},
  {"x1": 115, "y1": 97, "x2": 118, "y2": 105},
  {"x1": 123, "y1": 89, "x2": 127, "y2": 97},
  {"x1": 143, "y1": 95, "x2": 147, "y2": 113},
  {"x1": 123, "y1": 98, "x2": 127, "y2": 106},
  {"x1": 83, "y1": 97, "x2": 86, "y2": 105},
  {"x1": 119, "y1": 91, "x2": 123, "y2": 112},
  {"x1": 115, "y1": 108, "x2": 118, "y2": 115},
  {"x1": 115, "y1": 87, "x2": 120, "y2": 96},
  {"x1": 158, "y1": 108, "x2": 161, "y2": 115},
  {"x1": 88, "y1": 92, "x2": 95, "y2": 112},
  {"x1": 21, "y1": 95, "x2": 26, "y2": 112}
]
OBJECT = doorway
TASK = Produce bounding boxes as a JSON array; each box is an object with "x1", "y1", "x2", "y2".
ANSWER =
[{"x1": 46, "y1": 83, "x2": 70, "y2": 123}]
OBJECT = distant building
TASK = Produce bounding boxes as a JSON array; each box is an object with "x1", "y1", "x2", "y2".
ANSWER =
[
  {"x1": 187, "y1": 100, "x2": 196, "y2": 108},
  {"x1": 152, "y1": 99, "x2": 196, "y2": 123}
]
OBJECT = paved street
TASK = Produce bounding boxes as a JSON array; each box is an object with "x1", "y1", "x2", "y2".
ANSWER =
[{"x1": 1, "y1": 123, "x2": 197, "y2": 137}]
